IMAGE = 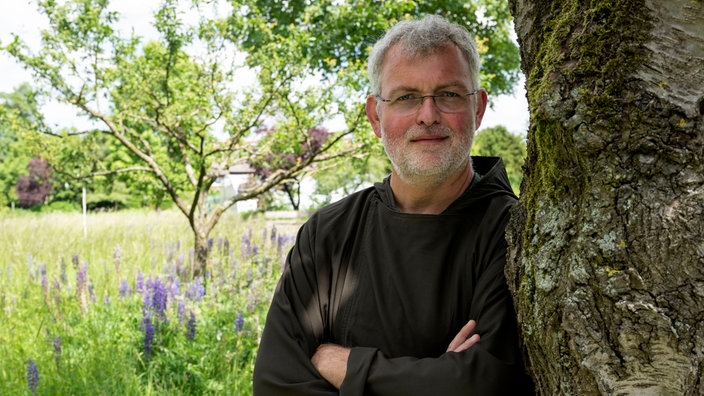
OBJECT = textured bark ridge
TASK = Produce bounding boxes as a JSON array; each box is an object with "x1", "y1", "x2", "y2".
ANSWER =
[{"x1": 506, "y1": 0, "x2": 704, "y2": 394}]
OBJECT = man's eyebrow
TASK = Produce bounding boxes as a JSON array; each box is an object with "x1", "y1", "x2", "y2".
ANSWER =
[{"x1": 385, "y1": 82, "x2": 471, "y2": 95}]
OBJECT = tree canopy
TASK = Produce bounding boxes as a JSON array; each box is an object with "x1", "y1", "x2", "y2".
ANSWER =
[{"x1": 471, "y1": 125, "x2": 526, "y2": 194}]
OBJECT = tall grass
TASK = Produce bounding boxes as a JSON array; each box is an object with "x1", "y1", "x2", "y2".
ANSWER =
[{"x1": 0, "y1": 209, "x2": 297, "y2": 395}]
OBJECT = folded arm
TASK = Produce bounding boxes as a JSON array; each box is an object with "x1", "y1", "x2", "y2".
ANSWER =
[{"x1": 312, "y1": 320, "x2": 481, "y2": 389}]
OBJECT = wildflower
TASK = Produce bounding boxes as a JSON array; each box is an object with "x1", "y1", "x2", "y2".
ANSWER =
[
  {"x1": 40, "y1": 263, "x2": 48, "y2": 301},
  {"x1": 277, "y1": 235, "x2": 287, "y2": 256},
  {"x1": 247, "y1": 291, "x2": 256, "y2": 311},
  {"x1": 136, "y1": 271, "x2": 144, "y2": 294},
  {"x1": 103, "y1": 294, "x2": 111, "y2": 306},
  {"x1": 88, "y1": 281, "x2": 96, "y2": 303},
  {"x1": 177, "y1": 300, "x2": 186, "y2": 323},
  {"x1": 185, "y1": 277, "x2": 205, "y2": 302},
  {"x1": 51, "y1": 276, "x2": 62, "y2": 306},
  {"x1": 76, "y1": 265, "x2": 87, "y2": 293},
  {"x1": 142, "y1": 313, "x2": 155, "y2": 357},
  {"x1": 241, "y1": 228, "x2": 253, "y2": 259},
  {"x1": 168, "y1": 274, "x2": 180, "y2": 301},
  {"x1": 76, "y1": 264, "x2": 89, "y2": 312},
  {"x1": 223, "y1": 237, "x2": 230, "y2": 258},
  {"x1": 235, "y1": 310, "x2": 245, "y2": 333},
  {"x1": 150, "y1": 278, "x2": 168, "y2": 319},
  {"x1": 186, "y1": 310, "x2": 196, "y2": 340},
  {"x1": 271, "y1": 225, "x2": 278, "y2": 245},
  {"x1": 118, "y1": 279, "x2": 130, "y2": 299},
  {"x1": 26, "y1": 358, "x2": 39, "y2": 394},
  {"x1": 176, "y1": 254, "x2": 184, "y2": 277},
  {"x1": 60, "y1": 257, "x2": 67, "y2": 284},
  {"x1": 71, "y1": 253, "x2": 79, "y2": 269}
]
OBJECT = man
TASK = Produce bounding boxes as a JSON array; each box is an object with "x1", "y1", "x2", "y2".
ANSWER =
[{"x1": 253, "y1": 15, "x2": 533, "y2": 395}]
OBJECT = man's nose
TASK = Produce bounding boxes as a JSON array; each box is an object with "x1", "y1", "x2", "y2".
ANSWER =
[{"x1": 415, "y1": 96, "x2": 441, "y2": 126}]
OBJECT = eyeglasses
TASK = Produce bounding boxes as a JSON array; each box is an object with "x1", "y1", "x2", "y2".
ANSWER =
[{"x1": 376, "y1": 90, "x2": 479, "y2": 115}]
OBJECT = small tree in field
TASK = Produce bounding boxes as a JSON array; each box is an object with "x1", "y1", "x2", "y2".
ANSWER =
[
  {"x1": 2, "y1": 0, "x2": 520, "y2": 278},
  {"x1": 16, "y1": 158, "x2": 53, "y2": 208}
]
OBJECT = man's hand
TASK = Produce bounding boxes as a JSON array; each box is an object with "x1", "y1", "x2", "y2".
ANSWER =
[
  {"x1": 311, "y1": 343, "x2": 350, "y2": 389},
  {"x1": 311, "y1": 321, "x2": 477, "y2": 389},
  {"x1": 447, "y1": 320, "x2": 480, "y2": 352}
]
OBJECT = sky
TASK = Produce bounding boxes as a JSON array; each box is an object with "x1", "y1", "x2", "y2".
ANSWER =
[{"x1": 0, "y1": 0, "x2": 529, "y2": 135}]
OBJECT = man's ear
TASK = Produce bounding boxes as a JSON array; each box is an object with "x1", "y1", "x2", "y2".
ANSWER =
[
  {"x1": 366, "y1": 95, "x2": 382, "y2": 138},
  {"x1": 473, "y1": 89, "x2": 489, "y2": 130}
]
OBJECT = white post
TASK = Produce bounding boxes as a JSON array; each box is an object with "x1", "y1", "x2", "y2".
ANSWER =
[{"x1": 82, "y1": 187, "x2": 87, "y2": 238}]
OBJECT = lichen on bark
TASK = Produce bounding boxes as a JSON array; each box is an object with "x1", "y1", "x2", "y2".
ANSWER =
[{"x1": 506, "y1": 0, "x2": 704, "y2": 394}]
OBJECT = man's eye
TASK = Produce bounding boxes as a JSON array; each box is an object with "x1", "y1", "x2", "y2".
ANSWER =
[
  {"x1": 395, "y1": 94, "x2": 416, "y2": 102},
  {"x1": 440, "y1": 91, "x2": 460, "y2": 98}
]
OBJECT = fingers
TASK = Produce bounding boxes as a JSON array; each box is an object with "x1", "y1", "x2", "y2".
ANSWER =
[
  {"x1": 452, "y1": 333, "x2": 480, "y2": 352},
  {"x1": 446, "y1": 320, "x2": 480, "y2": 352}
]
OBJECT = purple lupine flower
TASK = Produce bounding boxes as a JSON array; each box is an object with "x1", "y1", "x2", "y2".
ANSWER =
[
  {"x1": 167, "y1": 248, "x2": 174, "y2": 265},
  {"x1": 223, "y1": 237, "x2": 230, "y2": 258},
  {"x1": 76, "y1": 264, "x2": 88, "y2": 301},
  {"x1": 176, "y1": 254, "x2": 185, "y2": 277},
  {"x1": 150, "y1": 278, "x2": 168, "y2": 319},
  {"x1": 88, "y1": 282, "x2": 96, "y2": 303},
  {"x1": 276, "y1": 235, "x2": 287, "y2": 256},
  {"x1": 247, "y1": 291, "x2": 256, "y2": 311},
  {"x1": 53, "y1": 336, "x2": 62, "y2": 367},
  {"x1": 246, "y1": 267, "x2": 253, "y2": 284},
  {"x1": 51, "y1": 276, "x2": 62, "y2": 306},
  {"x1": 235, "y1": 310, "x2": 245, "y2": 333},
  {"x1": 168, "y1": 274, "x2": 180, "y2": 301},
  {"x1": 60, "y1": 257, "x2": 67, "y2": 285},
  {"x1": 177, "y1": 300, "x2": 186, "y2": 323},
  {"x1": 188, "y1": 248, "x2": 194, "y2": 271},
  {"x1": 119, "y1": 279, "x2": 130, "y2": 299},
  {"x1": 40, "y1": 263, "x2": 48, "y2": 300},
  {"x1": 26, "y1": 358, "x2": 39, "y2": 394},
  {"x1": 136, "y1": 271, "x2": 145, "y2": 294},
  {"x1": 186, "y1": 310, "x2": 196, "y2": 340},
  {"x1": 142, "y1": 313, "x2": 155, "y2": 357},
  {"x1": 185, "y1": 277, "x2": 205, "y2": 302},
  {"x1": 71, "y1": 253, "x2": 79, "y2": 269},
  {"x1": 241, "y1": 228, "x2": 252, "y2": 259}
]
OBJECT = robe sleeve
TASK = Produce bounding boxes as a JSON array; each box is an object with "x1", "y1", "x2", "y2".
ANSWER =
[
  {"x1": 339, "y1": 226, "x2": 533, "y2": 396},
  {"x1": 252, "y1": 220, "x2": 338, "y2": 395}
]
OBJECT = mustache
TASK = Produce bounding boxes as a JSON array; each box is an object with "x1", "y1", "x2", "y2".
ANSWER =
[{"x1": 406, "y1": 125, "x2": 453, "y2": 140}]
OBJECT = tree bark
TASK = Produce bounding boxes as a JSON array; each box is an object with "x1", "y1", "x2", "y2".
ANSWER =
[{"x1": 506, "y1": 0, "x2": 704, "y2": 394}]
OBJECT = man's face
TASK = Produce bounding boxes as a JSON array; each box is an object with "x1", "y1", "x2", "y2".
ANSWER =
[{"x1": 366, "y1": 43, "x2": 487, "y2": 185}]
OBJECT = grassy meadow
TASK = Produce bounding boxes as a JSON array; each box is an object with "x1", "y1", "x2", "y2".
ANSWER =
[{"x1": 0, "y1": 209, "x2": 298, "y2": 395}]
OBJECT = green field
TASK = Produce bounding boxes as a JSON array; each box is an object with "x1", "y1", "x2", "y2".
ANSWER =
[{"x1": 0, "y1": 209, "x2": 297, "y2": 395}]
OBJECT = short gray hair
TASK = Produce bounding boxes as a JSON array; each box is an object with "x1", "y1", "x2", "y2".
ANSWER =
[{"x1": 367, "y1": 15, "x2": 481, "y2": 95}]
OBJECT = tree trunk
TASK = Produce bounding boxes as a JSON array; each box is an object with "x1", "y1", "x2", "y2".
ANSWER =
[
  {"x1": 506, "y1": 0, "x2": 704, "y2": 394},
  {"x1": 193, "y1": 233, "x2": 209, "y2": 278}
]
